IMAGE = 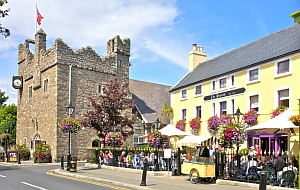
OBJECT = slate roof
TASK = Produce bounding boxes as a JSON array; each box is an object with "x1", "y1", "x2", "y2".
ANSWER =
[
  {"x1": 129, "y1": 79, "x2": 171, "y2": 124},
  {"x1": 170, "y1": 24, "x2": 300, "y2": 92}
]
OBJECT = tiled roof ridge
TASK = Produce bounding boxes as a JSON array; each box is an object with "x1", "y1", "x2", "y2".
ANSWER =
[
  {"x1": 194, "y1": 25, "x2": 297, "y2": 70},
  {"x1": 129, "y1": 79, "x2": 171, "y2": 87}
]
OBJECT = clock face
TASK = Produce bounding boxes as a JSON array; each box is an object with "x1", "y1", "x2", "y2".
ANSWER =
[{"x1": 14, "y1": 79, "x2": 22, "y2": 87}]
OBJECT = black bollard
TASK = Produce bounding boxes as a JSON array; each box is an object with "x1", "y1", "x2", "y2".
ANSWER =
[
  {"x1": 95, "y1": 149, "x2": 99, "y2": 165},
  {"x1": 61, "y1": 156, "x2": 64, "y2": 170},
  {"x1": 140, "y1": 158, "x2": 148, "y2": 186},
  {"x1": 18, "y1": 152, "x2": 21, "y2": 164},
  {"x1": 259, "y1": 171, "x2": 267, "y2": 190}
]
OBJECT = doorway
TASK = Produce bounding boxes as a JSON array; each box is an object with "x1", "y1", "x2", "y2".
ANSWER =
[{"x1": 261, "y1": 138, "x2": 269, "y2": 156}]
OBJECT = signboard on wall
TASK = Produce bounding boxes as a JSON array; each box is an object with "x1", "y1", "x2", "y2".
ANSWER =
[{"x1": 204, "y1": 87, "x2": 246, "y2": 101}]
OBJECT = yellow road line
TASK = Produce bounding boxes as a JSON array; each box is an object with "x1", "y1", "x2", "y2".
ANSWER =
[{"x1": 47, "y1": 170, "x2": 129, "y2": 190}]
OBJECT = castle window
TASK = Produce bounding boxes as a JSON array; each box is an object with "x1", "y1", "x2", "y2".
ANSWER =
[
  {"x1": 29, "y1": 86, "x2": 33, "y2": 98},
  {"x1": 119, "y1": 60, "x2": 123, "y2": 67},
  {"x1": 43, "y1": 79, "x2": 48, "y2": 93},
  {"x1": 98, "y1": 84, "x2": 106, "y2": 95}
]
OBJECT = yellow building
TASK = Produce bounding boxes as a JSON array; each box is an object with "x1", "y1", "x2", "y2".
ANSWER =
[{"x1": 170, "y1": 24, "x2": 300, "y2": 156}]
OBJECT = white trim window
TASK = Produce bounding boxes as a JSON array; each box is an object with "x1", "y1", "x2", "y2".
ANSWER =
[
  {"x1": 230, "y1": 74, "x2": 235, "y2": 88},
  {"x1": 181, "y1": 108, "x2": 187, "y2": 120},
  {"x1": 275, "y1": 58, "x2": 292, "y2": 77},
  {"x1": 220, "y1": 101, "x2": 227, "y2": 115},
  {"x1": 249, "y1": 94, "x2": 259, "y2": 112},
  {"x1": 134, "y1": 137, "x2": 144, "y2": 145},
  {"x1": 194, "y1": 84, "x2": 202, "y2": 96},
  {"x1": 211, "y1": 80, "x2": 216, "y2": 92},
  {"x1": 181, "y1": 89, "x2": 187, "y2": 99},
  {"x1": 211, "y1": 103, "x2": 216, "y2": 116},
  {"x1": 195, "y1": 105, "x2": 202, "y2": 118},
  {"x1": 278, "y1": 89, "x2": 289, "y2": 108},
  {"x1": 231, "y1": 99, "x2": 235, "y2": 114},
  {"x1": 98, "y1": 84, "x2": 106, "y2": 95},
  {"x1": 219, "y1": 78, "x2": 227, "y2": 89},
  {"x1": 247, "y1": 67, "x2": 260, "y2": 83}
]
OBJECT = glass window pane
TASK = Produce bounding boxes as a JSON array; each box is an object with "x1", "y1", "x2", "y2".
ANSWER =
[{"x1": 278, "y1": 60, "x2": 289, "y2": 74}]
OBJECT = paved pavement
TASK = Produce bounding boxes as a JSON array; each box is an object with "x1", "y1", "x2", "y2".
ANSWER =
[{"x1": 0, "y1": 161, "x2": 295, "y2": 190}]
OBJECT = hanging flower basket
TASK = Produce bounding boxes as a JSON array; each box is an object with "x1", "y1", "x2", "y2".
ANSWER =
[
  {"x1": 175, "y1": 120, "x2": 186, "y2": 131},
  {"x1": 59, "y1": 117, "x2": 81, "y2": 134},
  {"x1": 189, "y1": 117, "x2": 201, "y2": 135},
  {"x1": 243, "y1": 109, "x2": 258, "y2": 125},
  {"x1": 270, "y1": 105, "x2": 287, "y2": 119},
  {"x1": 105, "y1": 132, "x2": 124, "y2": 147},
  {"x1": 207, "y1": 115, "x2": 220, "y2": 134},
  {"x1": 289, "y1": 115, "x2": 300, "y2": 126},
  {"x1": 219, "y1": 114, "x2": 233, "y2": 125},
  {"x1": 147, "y1": 130, "x2": 169, "y2": 149}
]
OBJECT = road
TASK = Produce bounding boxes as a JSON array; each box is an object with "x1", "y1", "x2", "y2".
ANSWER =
[{"x1": 0, "y1": 164, "x2": 127, "y2": 190}]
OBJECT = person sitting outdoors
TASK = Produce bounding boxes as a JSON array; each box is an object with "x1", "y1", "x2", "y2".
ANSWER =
[
  {"x1": 255, "y1": 145, "x2": 261, "y2": 157},
  {"x1": 99, "y1": 150, "x2": 104, "y2": 165},
  {"x1": 278, "y1": 160, "x2": 298, "y2": 186},
  {"x1": 119, "y1": 151, "x2": 126, "y2": 167},
  {"x1": 126, "y1": 152, "x2": 133, "y2": 168},
  {"x1": 133, "y1": 151, "x2": 141, "y2": 169},
  {"x1": 246, "y1": 156, "x2": 258, "y2": 177},
  {"x1": 257, "y1": 156, "x2": 266, "y2": 176},
  {"x1": 248, "y1": 146, "x2": 257, "y2": 160},
  {"x1": 103, "y1": 150, "x2": 110, "y2": 165}
]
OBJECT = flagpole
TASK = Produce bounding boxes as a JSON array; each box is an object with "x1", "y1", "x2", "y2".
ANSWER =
[{"x1": 36, "y1": 4, "x2": 37, "y2": 33}]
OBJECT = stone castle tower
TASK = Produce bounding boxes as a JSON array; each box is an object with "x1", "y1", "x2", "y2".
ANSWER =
[{"x1": 16, "y1": 29, "x2": 131, "y2": 162}]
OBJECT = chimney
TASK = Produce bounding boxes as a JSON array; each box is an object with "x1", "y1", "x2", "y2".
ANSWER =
[
  {"x1": 290, "y1": 10, "x2": 300, "y2": 24},
  {"x1": 189, "y1": 44, "x2": 207, "y2": 72}
]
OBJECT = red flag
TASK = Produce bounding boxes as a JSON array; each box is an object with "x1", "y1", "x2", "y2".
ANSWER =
[{"x1": 37, "y1": 8, "x2": 43, "y2": 25}]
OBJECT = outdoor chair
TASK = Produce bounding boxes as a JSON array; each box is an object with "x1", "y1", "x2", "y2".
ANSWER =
[
  {"x1": 247, "y1": 166, "x2": 258, "y2": 181},
  {"x1": 262, "y1": 165, "x2": 275, "y2": 185},
  {"x1": 280, "y1": 170, "x2": 296, "y2": 188}
]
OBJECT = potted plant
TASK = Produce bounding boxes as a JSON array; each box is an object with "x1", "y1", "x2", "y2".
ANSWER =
[
  {"x1": 16, "y1": 143, "x2": 30, "y2": 160},
  {"x1": 270, "y1": 105, "x2": 287, "y2": 119},
  {"x1": 207, "y1": 115, "x2": 220, "y2": 134},
  {"x1": 289, "y1": 115, "x2": 300, "y2": 126},
  {"x1": 189, "y1": 117, "x2": 201, "y2": 135},
  {"x1": 243, "y1": 109, "x2": 258, "y2": 125},
  {"x1": 175, "y1": 120, "x2": 186, "y2": 131},
  {"x1": 33, "y1": 143, "x2": 51, "y2": 163}
]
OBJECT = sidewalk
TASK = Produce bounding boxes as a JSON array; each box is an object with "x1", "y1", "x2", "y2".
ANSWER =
[{"x1": 1, "y1": 161, "x2": 294, "y2": 190}]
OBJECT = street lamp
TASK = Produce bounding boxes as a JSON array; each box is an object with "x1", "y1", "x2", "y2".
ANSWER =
[
  {"x1": 5, "y1": 126, "x2": 9, "y2": 163},
  {"x1": 66, "y1": 102, "x2": 75, "y2": 171},
  {"x1": 232, "y1": 108, "x2": 244, "y2": 170},
  {"x1": 153, "y1": 118, "x2": 161, "y2": 171}
]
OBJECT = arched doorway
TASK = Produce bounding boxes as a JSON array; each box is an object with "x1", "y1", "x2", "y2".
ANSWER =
[{"x1": 92, "y1": 139, "x2": 101, "y2": 148}]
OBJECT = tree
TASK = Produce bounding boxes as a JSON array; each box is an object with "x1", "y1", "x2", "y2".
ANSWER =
[
  {"x1": 0, "y1": 0, "x2": 10, "y2": 38},
  {"x1": 82, "y1": 78, "x2": 136, "y2": 140},
  {"x1": 161, "y1": 103, "x2": 173, "y2": 123},
  {"x1": 0, "y1": 104, "x2": 17, "y2": 146},
  {"x1": 0, "y1": 89, "x2": 9, "y2": 107}
]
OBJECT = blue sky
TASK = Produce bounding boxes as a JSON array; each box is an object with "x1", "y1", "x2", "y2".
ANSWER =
[{"x1": 0, "y1": 0, "x2": 299, "y2": 105}]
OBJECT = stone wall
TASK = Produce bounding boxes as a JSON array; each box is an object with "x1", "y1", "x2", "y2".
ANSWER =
[{"x1": 16, "y1": 28, "x2": 131, "y2": 162}]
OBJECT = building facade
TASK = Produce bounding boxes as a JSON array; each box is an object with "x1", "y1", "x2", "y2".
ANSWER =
[
  {"x1": 16, "y1": 29, "x2": 131, "y2": 162},
  {"x1": 170, "y1": 24, "x2": 300, "y2": 156}
]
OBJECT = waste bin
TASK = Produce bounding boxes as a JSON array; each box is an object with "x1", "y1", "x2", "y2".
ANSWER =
[{"x1": 70, "y1": 157, "x2": 77, "y2": 172}]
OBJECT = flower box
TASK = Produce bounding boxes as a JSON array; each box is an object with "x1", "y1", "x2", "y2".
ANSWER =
[{"x1": 189, "y1": 117, "x2": 201, "y2": 135}]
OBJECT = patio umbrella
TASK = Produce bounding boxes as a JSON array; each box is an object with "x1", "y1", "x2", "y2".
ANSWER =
[
  {"x1": 246, "y1": 109, "x2": 299, "y2": 157},
  {"x1": 158, "y1": 124, "x2": 190, "y2": 137},
  {"x1": 177, "y1": 135, "x2": 212, "y2": 147}
]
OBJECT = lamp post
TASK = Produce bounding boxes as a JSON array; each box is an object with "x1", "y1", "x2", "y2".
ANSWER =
[
  {"x1": 66, "y1": 102, "x2": 75, "y2": 171},
  {"x1": 5, "y1": 126, "x2": 9, "y2": 163},
  {"x1": 232, "y1": 108, "x2": 244, "y2": 170},
  {"x1": 153, "y1": 118, "x2": 161, "y2": 171}
]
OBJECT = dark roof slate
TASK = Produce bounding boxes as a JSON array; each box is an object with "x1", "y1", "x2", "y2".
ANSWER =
[
  {"x1": 129, "y1": 79, "x2": 171, "y2": 124},
  {"x1": 170, "y1": 24, "x2": 300, "y2": 92}
]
